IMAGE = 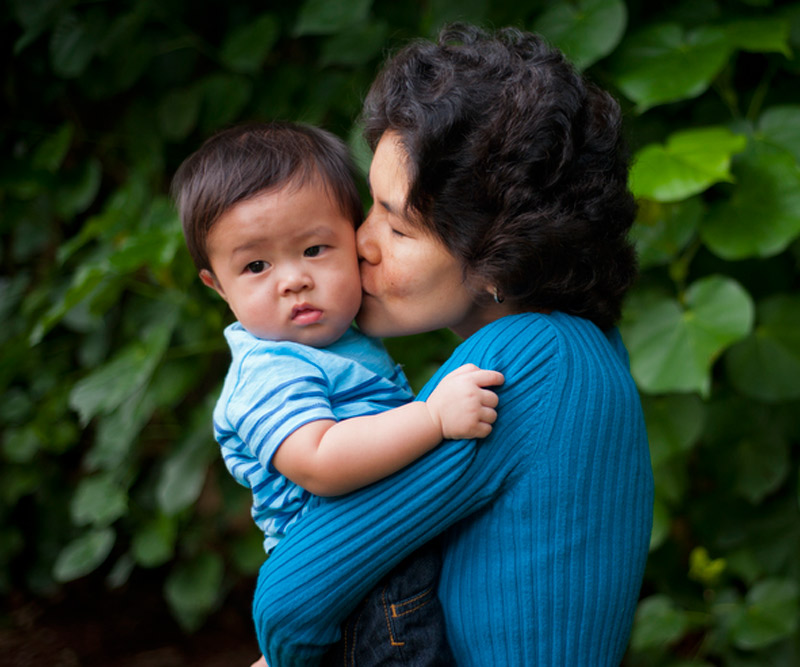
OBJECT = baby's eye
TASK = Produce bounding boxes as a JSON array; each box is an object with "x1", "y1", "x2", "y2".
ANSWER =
[
  {"x1": 390, "y1": 227, "x2": 406, "y2": 238},
  {"x1": 246, "y1": 260, "x2": 269, "y2": 273},
  {"x1": 304, "y1": 245, "x2": 326, "y2": 258}
]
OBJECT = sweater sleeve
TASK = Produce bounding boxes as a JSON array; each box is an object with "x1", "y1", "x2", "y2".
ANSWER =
[{"x1": 252, "y1": 316, "x2": 559, "y2": 666}]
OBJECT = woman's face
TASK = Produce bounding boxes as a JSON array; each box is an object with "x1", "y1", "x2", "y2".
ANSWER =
[{"x1": 356, "y1": 131, "x2": 492, "y2": 339}]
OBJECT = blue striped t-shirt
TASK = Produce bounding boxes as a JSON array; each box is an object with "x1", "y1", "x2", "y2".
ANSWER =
[{"x1": 213, "y1": 323, "x2": 413, "y2": 553}]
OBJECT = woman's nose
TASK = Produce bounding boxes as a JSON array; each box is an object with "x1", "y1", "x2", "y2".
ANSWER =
[{"x1": 357, "y1": 215, "x2": 381, "y2": 264}]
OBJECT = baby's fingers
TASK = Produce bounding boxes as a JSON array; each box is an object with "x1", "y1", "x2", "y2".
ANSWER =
[
  {"x1": 479, "y1": 387, "x2": 500, "y2": 408},
  {"x1": 480, "y1": 406, "x2": 498, "y2": 425},
  {"x1": 473, "y1": 369, "x2": 505, "y2": 388}
]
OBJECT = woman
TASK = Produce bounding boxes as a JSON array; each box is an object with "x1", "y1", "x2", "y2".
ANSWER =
[{"x1": 253, "y1": 24, "x2": 653, "y2": 666}]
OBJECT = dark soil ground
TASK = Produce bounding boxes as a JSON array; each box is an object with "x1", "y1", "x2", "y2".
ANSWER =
[{"x1": 0, "y1": 573, "x2": 262, "y2": 666}]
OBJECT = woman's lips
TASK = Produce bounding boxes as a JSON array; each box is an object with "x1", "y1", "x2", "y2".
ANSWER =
[{"x1": 291, "y1": 305, "x2": 323, "y2": 325}]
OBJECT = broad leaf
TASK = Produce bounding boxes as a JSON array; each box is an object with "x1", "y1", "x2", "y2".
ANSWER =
[
  {"x1": 622, "y1": 276, "x2": 754, "y2": 396},
  {"x1": 701, "y1": 142, "x2": 800, "y2": 259},
  {"x1": 71, "y1": 473, "x2": 128, "y2": 527},
  {"x1": 630, "y1": 127, "x2": 747, "y2": 202},
  {"x1": 724, "y1": 17, "x2": 791, "y2": 55},
  {"x1": 607, "y1": 23, "x2": 732, "y2": 111},
  {"x1": 319, "y1": 20, "x2": 388, "y2": 67},
  {"x1": 158, "y1": 87, "x2": 201, "y2": 142},
  {"x1": 631, "y1": 595, "x2": 688, "y2": 650},
  {"x1": 418, "y1": 0, "x2": 489, "y2": 36},
  {"x1": 641, "y1": 394, "x2": 705, "y2": 468},
  {"x1": 726, "y1": 294, "x2": 800, "y2": 401},
  {"x1": 294, "y1": 0, "x2": 372, "y2": 36},
  {"x1": 50, "y1": 11, "x2": 101, "y2": 78},
  {"x1": 69, "y1": 312, "x2": 177, "y2": 425},
  {"x1": 32, "y1": 123, "x2": 73, "y2": 172},
  {"x1": 631, "y1": 198, "x2": 703, "y2": 269},
  {"x1": 199, "y1": 74, "x2": 252, "y2": 132},
  {"x1": 534, "y1": 0, "x2": 627, "y2": 70},
  {"x1": 220, "y1": 14, "x2": 279, "y2": 73},
  {"x1": 730, "y1": 579, "x2": 800, "y2": 650},
  {"x1": 165, "y1": 552, "x2": 224, "y2": 631},
  {"x1": 757, "y1": 105, "x2": 800, "y2": 165},
  {"x1": 735, "y1": 434, "x2": 790, "y2": 504},
  {"x1": 132, "y1": 514, "x2": 177, "y2": 567},
  {"x1": 53, "y1": 527, "x2": 115, "y2": 582},
  {"x1": 156, "y1": 400, "x2": 217, "y2": 515}
]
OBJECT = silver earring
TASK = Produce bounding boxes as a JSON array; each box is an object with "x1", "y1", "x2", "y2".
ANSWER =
[{"x1": 493, "y1": 287, "x2": 504, "y2": 304}]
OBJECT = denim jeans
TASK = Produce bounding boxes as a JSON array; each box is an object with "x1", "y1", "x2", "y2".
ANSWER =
[{"x1": 320, "y1": 541, "x2": 455, "y2": 666}]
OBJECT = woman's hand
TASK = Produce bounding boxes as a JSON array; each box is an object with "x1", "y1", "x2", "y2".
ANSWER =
[
  {"x1": 250, "y1": 655, "x2": 268, "y2": 667},
  {"x1": 426, "y1": 363, "x2": 504, "y2": 440}
]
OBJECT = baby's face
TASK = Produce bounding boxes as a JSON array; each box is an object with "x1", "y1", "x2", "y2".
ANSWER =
[{"x1": 201, "y1": 181, "x2": 362, "y2": 347}]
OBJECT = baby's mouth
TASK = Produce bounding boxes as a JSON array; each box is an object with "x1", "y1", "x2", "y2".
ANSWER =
[{"x1": 291, "y1": 305, "x2": 323, "y2": 325}]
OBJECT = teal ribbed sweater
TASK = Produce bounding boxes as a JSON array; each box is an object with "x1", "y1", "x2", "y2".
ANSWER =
[{"x1": 253, "y1": 313, "x2": 654, "y2": 666}]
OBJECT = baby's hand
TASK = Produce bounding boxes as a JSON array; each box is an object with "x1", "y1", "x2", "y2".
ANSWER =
[{"x1": 426, "y1": 363, "x2": 504, "y2": 440}]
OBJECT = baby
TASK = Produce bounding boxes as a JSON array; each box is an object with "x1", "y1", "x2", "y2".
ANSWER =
[{"x1": 172, "y1": 122, "x2": 502, "y2": 664}]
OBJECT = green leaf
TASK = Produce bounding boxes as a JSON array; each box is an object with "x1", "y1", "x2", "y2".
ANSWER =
[
  {"x1": 534, "y1": 0, "x2": 627, "y2": 70},
  {"x1": 2, "y1": 426, "x2": 40, "y2": 463},
  {"x1": 220, "y1": 13, "x2": 280, "y2": 74},
  {"x1": 642, "y1": 394, "x2": 705, "y2": 468},
  {"x1": 734, "y1": 433, "x2": 790, "y2": 504},
  {"x1": 730, "y1": 579, "x2": 800, "y2": 650},
  {"x1": 606, "y1": 23, "x2": 732, "y2": 111},
  {"x1": 49, "y1": 11, "x2": 101, "y2": 79},
  {"x1": 294, "y1": 0, "x2": 372, "y2": 36},
  {"x1": 630, "y1": 127, "x2": 747, "y2": 202},
  {"x1": 319, "y1": 20, "x2": 388, "y2": 67},
  {"x1": 650, "y1": 495, "x2": 670, "y2": 551},
  {"x1": 164, "y1": 552, "x2": 224, "y2": 631},
  {"x1": 69, "y1": 313, "x2": 177, "y2": 425},
  {"x1": 726, "y1": 294, "x2": 800, "y2": 402},
  {"x1": 71, "y1": 473, "x2": 128, "y2": 527},
  {"x1": 158, "y1": 87, "x2": 201, "y2": 142},
  {"x1": 631, "y1": 595, "x2": 689, "y2": 650},
  {"x1": 758, "y1": 105, "x2": 800, "y2": 166},
  {"x1": 55, "y1": 158, "x2": 102, "y2": 219},
  {"x1": 132, "y1": 515, "x2": 177, "y2": 568},
  {"x1": 199, "y1": 74, "x2": 253, "y2": 132},
  {"x1": 32, "y1": 123, "x2": 73, "y2": 172},
  {"x1": 29, "y1": 265, "x2": 108, "y2": 345},
  {"x1": 725, "y1": 17, "x2": 792, "y2": 55},
  {"x1": 701, "y1": 141, "x2": 800, "y2": 260},
  {"x1": 622, "y1": 276, "x2": 754, "y2": 396},
  {"x1": 422, "y1": 0, "x2": 489, "y2": 35},
  {"x1": 86, "y1": 388, "x2": 154, "y2": 471},
  {"x1": 157, "y1": 402, "x2": 217, "y2": 515},
  {"x1": 688, "y1": 546, "x2": 726, "y2": 586},
  {"x1": 53, "y1": 527, "x2": 115, "y2": 582},
  {"x1": 631, "y1": 198, "x2": 703, "y2": 269}
]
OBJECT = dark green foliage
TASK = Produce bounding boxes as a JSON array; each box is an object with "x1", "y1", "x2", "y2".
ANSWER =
[{"x1": 2, "y1": 0, "x2": 799, "y2": 661}]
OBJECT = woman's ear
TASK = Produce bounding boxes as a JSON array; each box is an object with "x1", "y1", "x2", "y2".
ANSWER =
[{"x1": 199, "y1": 269, "x2": 227, "y2": 302}]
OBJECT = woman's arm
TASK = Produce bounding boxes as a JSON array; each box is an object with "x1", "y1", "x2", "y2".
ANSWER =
[{"x1": 254, "y1": 315, "x2": 557, "y2": 667}]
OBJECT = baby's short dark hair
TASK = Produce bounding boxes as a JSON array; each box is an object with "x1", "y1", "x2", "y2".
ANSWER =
[
  {"x1": 362, "y1": 25, "x2": 637, "y2": 330},
  {"x1": 172, "y1": 122, "x2": 363, "y2": 271}
]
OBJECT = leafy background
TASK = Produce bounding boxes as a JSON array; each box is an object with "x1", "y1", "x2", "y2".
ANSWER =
[{"x1": 2, "y1": 0, "x2": 800, "y2": 664}]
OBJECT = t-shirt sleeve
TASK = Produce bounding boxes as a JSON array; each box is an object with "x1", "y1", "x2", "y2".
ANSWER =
[{"x1": 224, "y1": 347, "x2": 335, "y2": 472}]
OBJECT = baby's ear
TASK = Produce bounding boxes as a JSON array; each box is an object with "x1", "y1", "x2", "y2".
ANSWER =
[{"x1": 199, "y1": 269, "x2": 227, "y2": 301}]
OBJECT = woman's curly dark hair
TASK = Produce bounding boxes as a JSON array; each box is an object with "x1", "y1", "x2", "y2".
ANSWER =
[{"x1": 362, "y1": 24, "x2": 637, "y2": 330}]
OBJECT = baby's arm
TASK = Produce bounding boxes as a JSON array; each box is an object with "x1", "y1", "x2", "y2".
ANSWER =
[{"x1": 271, "y1": 363, "x2": 503, "y2": 496}]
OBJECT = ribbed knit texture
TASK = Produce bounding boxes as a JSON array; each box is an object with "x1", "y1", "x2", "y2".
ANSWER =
[{"x1": 252, "y1": 313, "x2": 654, "y2": 666}]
